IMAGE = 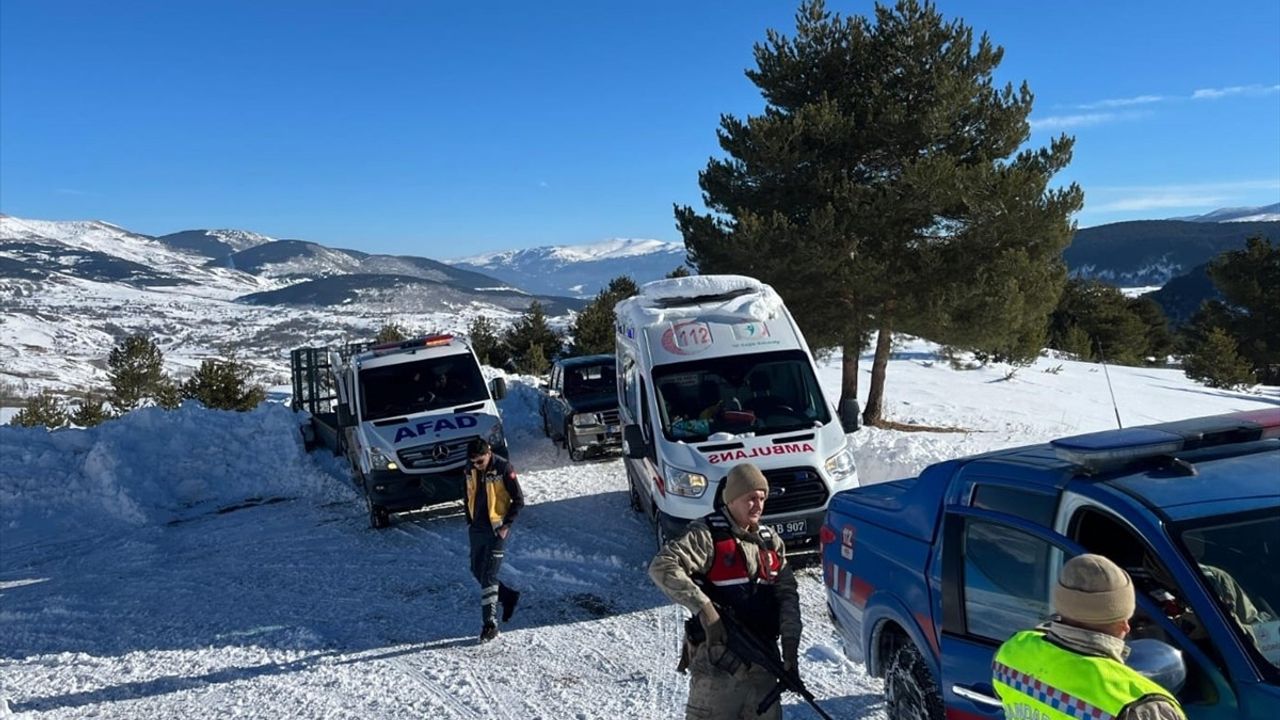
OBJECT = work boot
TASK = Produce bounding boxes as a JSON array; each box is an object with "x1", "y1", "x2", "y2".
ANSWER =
[
  {"x1": 499, "y1": 584, "x2": 521, "y2": 623},
  {"x1": 479, "y1": 623, "x2": 499, "y2": 643}
]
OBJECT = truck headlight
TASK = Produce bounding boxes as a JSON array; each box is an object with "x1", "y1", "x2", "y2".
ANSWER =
[
  {"x1": 663, "y1": 463, "x2": 708, "y2": 498},
  {"x1": 486, "y1": 422, "x2": 505, "y2": 449},
  {"x1": 825, "y1": 444, "x2": 857, "y2": 483},
  {"x1": 572, "y1": 412, "x2": 602, "y2": 428},
  {"x1": 370, "y1": 447, "x2": 398, "y2": 471}
]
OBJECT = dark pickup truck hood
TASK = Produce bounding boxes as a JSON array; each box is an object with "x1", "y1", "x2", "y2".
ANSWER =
[{"x1": 566, "y1": 395, "x2": 618, "y2": 414}]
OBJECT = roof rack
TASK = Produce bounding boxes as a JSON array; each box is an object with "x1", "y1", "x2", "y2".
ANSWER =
[{"x1": 1051, "y1": 409, "x2": 1280, "y2": 475}]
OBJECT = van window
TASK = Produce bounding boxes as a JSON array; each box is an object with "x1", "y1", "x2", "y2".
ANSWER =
[
  {"x1": 359, "y1": 356, "x2": 487, "y2": 421},
  {"x1": 652, "y1": 349, "x2": 830, "y2": 442},
  {"x1": 621, "y1": 355, "x2": 638, "y2": 421}
]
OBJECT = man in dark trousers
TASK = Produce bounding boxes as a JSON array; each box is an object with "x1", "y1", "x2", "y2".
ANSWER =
[
  {"x1": 648, "y1": 463, "x2": 802, "y2": 720},
  {"x1": 463, "y1": 438, "x2": 524, "y2": 642}
]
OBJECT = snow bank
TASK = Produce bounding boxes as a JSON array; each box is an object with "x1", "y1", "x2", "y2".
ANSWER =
[{"x1": 0, "y1": 402, "x2": 356, "y2": 544}]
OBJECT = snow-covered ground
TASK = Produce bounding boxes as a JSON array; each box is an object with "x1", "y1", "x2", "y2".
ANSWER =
[{"x1": 1, "y1": 337, "x2": 1276, "y2": 719}]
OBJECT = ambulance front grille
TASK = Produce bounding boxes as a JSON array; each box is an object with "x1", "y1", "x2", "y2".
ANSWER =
[{"x1": 397, "y1": 436, "x2": 479, "y2": 470}]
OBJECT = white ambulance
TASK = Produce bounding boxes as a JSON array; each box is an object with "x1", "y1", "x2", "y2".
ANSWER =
[{"x1": 614, "y1": 275, "x2": 859, "y2": 548}]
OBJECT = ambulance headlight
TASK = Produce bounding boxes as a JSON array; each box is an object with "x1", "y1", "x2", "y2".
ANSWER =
[
  {"x1": 663, "y1": 463, "x2": 708, "y2": 498},
  {"x1": 369, "y1": 447, "x2": 397, "y2": 471},
  {"x1": 824, "y1": 444, "x2": 857, "y2": 484},
  {"x1": 572, "y1": 412, "x2": 602, "y2": 428}
]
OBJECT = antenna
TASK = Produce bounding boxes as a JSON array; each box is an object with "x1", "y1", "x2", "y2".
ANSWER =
[{"x1": 1095, "y1": 338, "x2": 1123, "y2": 429}]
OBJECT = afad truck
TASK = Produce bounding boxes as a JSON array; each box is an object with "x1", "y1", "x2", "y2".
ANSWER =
[
  {"x1": 291, "y1": 334, "x2": 508, "y2": 529},
  {"x1": 614, "y1": 274, "x2": 860, "y2": 548}
]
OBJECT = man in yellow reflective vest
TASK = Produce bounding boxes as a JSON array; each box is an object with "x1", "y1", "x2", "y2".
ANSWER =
[
  {"x1": 993, "y1": 554, "x2": 1186, "y2": 720},
  {"x1": 464, "y1": 439, "x2": 525, "y2": 643}
]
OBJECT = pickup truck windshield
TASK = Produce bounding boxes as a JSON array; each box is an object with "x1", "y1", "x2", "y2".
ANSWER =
[
  {"x1": 1176, "y1": 510, "x2": 1280, "y2": 674},
  {"x1": 359, "y1": 355, "x2": 488, "y2": 422},
  {"x1": 653, "y1": 349, "x2": 831, "y2": 442},
  {"x1": 563, "y1": 363, "x2": 616, "y2": 401}
]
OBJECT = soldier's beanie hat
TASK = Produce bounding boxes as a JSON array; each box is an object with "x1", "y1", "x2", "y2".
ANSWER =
[
  {"x1": 723, "y1": 463, "x2": 769, "y2": 504},
  {"x1": 1053, "y1": 553, "x2": 1135, "y2": 625},
  {"x1": 467, "y1": 438, "x2": 491, "y2": 458}
]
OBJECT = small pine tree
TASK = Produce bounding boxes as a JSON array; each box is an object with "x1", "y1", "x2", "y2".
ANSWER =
[
  {"x1": 518, "y1": 342, "x2": 550, "y2": 376},
  {"x1": 1184, "y1": 327, "x2": 1255, "y2": 390},
  {"x1": 9, "y1": 391, "x2": 68, "y2": 428},
  {"x1": 182, "y1": 358, "x2": 267, "y2": 411},
  {"x1": 375, "y1": 323, "x2": 408, "y2": 343},
  {"x1": 154, "y1": 378, "x2": 183, "y2": 410},
  {"x1": 1061, "y1": 324, "x2": 1093, "y2": 360},
  {"x1": 666, "y1": 265, "x2": 692, "y2": 278},
  {"x1": 107, "y1": 334, "x2": 168, "y2": 411},
  {"x1": 467, "y1": 316, "x2": 509, "y2": 368},
  {"x1": 569, "y1": 275, "x2": 639, "y2": 355},
  {"x1": 70, "y1": 393, "x2": 109, "y2": 427},
  {"x1": 504, "y1": 301, "x2": 562, "y2": 373}
]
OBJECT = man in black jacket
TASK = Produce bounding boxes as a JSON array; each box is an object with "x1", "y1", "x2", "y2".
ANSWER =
[{"x1": 464, "y1": 439, "x2": 525, "y2": 642}]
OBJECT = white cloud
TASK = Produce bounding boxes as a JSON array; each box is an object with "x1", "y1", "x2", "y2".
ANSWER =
[
  {"x1": 1076, "y1": 94, "x2": 1165, "y2": 110},
  {"x1": 1030, "y1": 112, "x2": 1125, "y2": 130},
  {"x1": 1191, "y1": 83, "x2": 1280, "y2": 100},
  {"x1": 1086, "y1": 179, "x2": 1280, "y2": 213}
]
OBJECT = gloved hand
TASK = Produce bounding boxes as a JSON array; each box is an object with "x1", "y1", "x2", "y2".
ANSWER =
[
  {"x1": 782, "y1": 639, "x2": 800, "y2": 675},
  {"x1": 699, "y1": 602, "x2": 726, "y2": 646}
]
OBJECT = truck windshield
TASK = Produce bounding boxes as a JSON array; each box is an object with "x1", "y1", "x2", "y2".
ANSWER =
[
  {"x1": 359, "y1": 355, "x2": 488, "y2": 422},
  {"x1": 1174, "y1": 509, "x2": 1280, "y2": 675},
  {"x1": 652, "y1": 349, "x2": 831, "y2": 442},
  {"x1": 563, "y1": 362, "x2": 616, "y2": 401}
]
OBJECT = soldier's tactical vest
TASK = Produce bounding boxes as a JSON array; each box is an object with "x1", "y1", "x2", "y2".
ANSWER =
[
  {"x1": 697, "y1": 511, "x2": 785, "y2": 641},
  {"x1": 993, "y1": 630, "x2": 1179, "y2": 720}
]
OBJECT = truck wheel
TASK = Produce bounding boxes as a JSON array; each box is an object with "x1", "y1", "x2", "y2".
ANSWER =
[
  {"x1": 885, "y1": 641, "x2": 944, "y2": 720},
  {"x1": 367, "y1": 497, "x2": 390, "y2": 530},
  {"x1": 570, "y1": 447, "x2": 585, "y2": 462},
  {"x1": 653, "y1": 513, "x2": 668, "y2": 549}
]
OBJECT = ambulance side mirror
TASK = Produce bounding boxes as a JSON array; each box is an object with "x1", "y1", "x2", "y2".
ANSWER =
[
  {"x1": 489, "y1": 377, "x2": 507, "y2": 401},
  {"x1": 838, "y1": 399, "x2": 862, "y2": 433},
  {"x1": 623, "y1": 424, "x2": 649, "y2": 460}
]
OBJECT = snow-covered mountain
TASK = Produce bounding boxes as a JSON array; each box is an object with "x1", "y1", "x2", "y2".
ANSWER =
[
  {"x1": 0, "y1": 215, "x2": 579, "y2": 400},
  {"x1": 1, "y1": 337, "x2": 1275, "y2": 717},
  {"x1": 447, "y1": 238, "x2": 688, "y2": 297},
  {"x1": 1173, "y1": 202, "x2": 1280, "y2": 223}
]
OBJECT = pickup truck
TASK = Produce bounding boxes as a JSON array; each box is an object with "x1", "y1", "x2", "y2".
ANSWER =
[
  {"x1": 539, "y1": 354, "x2": 622, "y2": 461},
  {"x1": 821, "y1": 410, "x2": 1280, "y2": 719}
]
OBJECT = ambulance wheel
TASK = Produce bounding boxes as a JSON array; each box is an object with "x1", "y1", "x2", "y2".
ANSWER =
[
  {"x1": 884, "y1": 641, "x2": 944, "y2": 720},
  {"x1": 367, "y1": 497, "x2": 390, "y2": 530}
]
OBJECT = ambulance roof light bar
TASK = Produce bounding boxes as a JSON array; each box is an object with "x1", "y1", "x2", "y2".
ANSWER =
[{"x1": 369, "y1": 333, "x2": 455, "y2": 356}]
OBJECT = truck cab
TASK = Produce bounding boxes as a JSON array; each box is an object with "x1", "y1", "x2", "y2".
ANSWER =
[
  {"x1": 822, "y1": 410, "x2": 1280, "y2": 719},
  {"x1": 539, "y1": 354, "x2": 623, "y2": 461},
  {"x1": 293, "y1": 334, "x2": 508, "y2": 528}
]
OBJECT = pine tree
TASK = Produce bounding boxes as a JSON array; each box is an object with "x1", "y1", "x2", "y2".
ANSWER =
[
  {"x1": 1184, "y1": 327, "x2": 1255, "y2": 390},
  {"x1": 9, "y1": 391, "x2": 68, "y2": 428},
  {"x1": 1048, "y1": 279, "x2": 1152, "y2": 365},
  {"x1": 70, "y1": 392, "x2": 109, "y2": 427},
  {"x1": 504, "y1": 301, "x2": 562, "y2": 374},
  {"x1": 154, "y1": 378, "x2": 183, "y2": 410},
  {"x1": 182, "y1": 358, "x2": 267, "y2": 411},
  {"x1": 375, "y1": 323, "x2": 408, "y2": 343},
  {"x1": 1204, "y1": 236, "x2": 1280, "y2": 383},
  {"x1": 519, "y1": 343, "x2": 550, "y2": 376},
  {"x1": 666, "y1": 265, "x2": 692, "y2": 279},
  {"x1": 569, "y1": 275, "x2": 639, "y2": 355},
  {"x1": 675, "y1": 0, "x2": 1081, "y2": 426},
  {"x1": 107, "y1": 334, "x2": 168, "y2": 411},
  {"x1": 467, "y1": 316, "x2": 509, "y2": 368}
]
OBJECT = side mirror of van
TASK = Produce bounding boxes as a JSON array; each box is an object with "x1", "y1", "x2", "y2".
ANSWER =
[
  {"x1": 838, "y1": 399, "x2": 862, "y2": 433},
  {"x1": 489, "y1": 377, "x2": 507, "y2": 401},
  {"x1": 623, "y1": 424, "x2": 649, "y2": 460},
  {"x1": 337, "y1": 402, "x2": 354, "y2": 429}
]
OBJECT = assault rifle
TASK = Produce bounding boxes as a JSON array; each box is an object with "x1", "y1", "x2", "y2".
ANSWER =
[{"x1": 715, "y1": 604, "x2": 835, "y2": 720}]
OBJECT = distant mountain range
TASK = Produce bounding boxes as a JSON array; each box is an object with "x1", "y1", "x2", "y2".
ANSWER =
[{"x1": 446, "y1": 238, "x2": 688, "y2": 297}]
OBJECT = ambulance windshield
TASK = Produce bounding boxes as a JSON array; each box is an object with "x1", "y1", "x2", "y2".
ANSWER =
[
  {"x1": 652, "y1": 350, "x2": 830, "y2": 442},
  {"x1": 359, "y1": 355, "x2": 488, "y2": 421}
]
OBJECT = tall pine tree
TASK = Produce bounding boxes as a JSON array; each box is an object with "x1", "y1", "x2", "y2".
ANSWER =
[
  {"x1": 503, "y1": 301, "x2": 562, "y2": 375},
  {"x1": 676, "y1": 0, "x2": 1081, "y2": 426},
  {"x1": 569, "y1": 276, "x2": 639, "y2": 355},
  {"x1": 107, "y1": 334, "x2": 169, "y2": 412}
]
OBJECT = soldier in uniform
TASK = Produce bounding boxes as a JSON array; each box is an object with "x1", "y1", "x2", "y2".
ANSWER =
[{"x1": 648, "y1": 463, "x2": 802, "y2": 720}]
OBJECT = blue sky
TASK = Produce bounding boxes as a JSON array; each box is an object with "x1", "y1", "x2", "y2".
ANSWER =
[{"x1": 2, "y1": 1, "x2": 1278, "y2": 257}]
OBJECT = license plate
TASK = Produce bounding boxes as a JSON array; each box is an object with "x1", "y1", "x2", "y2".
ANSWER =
[{"x1": 768, "y1": 519, "x2": 808, "y2": 538}]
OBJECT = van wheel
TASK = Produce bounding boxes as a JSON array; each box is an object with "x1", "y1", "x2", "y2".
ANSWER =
[
  {"x1": 367, "y1": 497, "x2": 390, "y2": 530},
  {"x1": 570, "y1": 447, "x2": 585, "y2": 462},
  {"x1": 628, "y1": 476, "x2": 643, "y2": 513},
  {"x1": 885, "y1": 641, "x2": 944, "y2": 720},
  {"x1": 653, "y1": 514, "x2": 668, "y2": 549}
]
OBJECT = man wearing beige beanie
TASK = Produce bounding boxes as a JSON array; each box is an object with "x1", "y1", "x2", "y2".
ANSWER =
[
  {"x1": 648, "y1": 463, "x2": 803, "y2": 719},
  {"x1": 993, "y1": 554, "x2": 1186, "y2": 720}
]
